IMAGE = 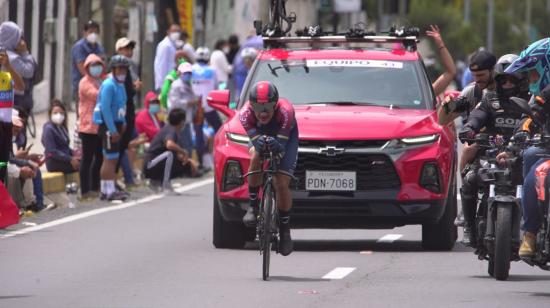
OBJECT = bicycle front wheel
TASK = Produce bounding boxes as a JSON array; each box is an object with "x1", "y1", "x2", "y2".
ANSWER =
[{"x1": 261, "y1": 183, "x2": 275, "y2": 281}]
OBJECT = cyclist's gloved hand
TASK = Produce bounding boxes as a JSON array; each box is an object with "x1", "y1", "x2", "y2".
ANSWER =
[
  {"x1": 256, "y1": 135, "x2": 267, "y2": 151},
  {"x1": 266, "y1": 136, "x2": 283, "y2": 154},
  {"x1": 513, "y1": 131, "x2": 530, "y2": 144},
  {"x1": 458, "y1": 127, "x2": 475, "y2": 144}
]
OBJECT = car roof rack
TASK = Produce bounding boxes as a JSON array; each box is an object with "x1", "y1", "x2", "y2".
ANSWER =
[{"x1": 259, "y1": 24, "x2": 420, "y2": 51}]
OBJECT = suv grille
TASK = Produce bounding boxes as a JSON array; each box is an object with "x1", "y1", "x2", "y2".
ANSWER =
[
  {"x1": 299, "y1": 140, "x2": 388, "y2": 148},
  {"x1": 292, "y1": 153, "x2": 400, "y2": 191}
]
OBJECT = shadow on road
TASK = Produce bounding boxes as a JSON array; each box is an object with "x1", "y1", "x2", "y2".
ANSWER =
[
  {"x1": 0, "y1": 295, "x2": 33, "y2": 300},
  {"x1": 267, "y1": 276, "x2": 329, "y2": 282},
  {"x1": 471, "y1": 274, "x2": 550, "y2": 282}
]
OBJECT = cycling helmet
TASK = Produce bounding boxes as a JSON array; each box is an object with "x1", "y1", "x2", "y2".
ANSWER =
[
  {"x1": 249, "y1": 81, "x2": 278, "y2": 113},
  {"x1": 195, "y1": 47, "x2": 210, "y2": 62},
  {"x1": 494, "y1": 54, "x2": 528, "y2": 99},
  {"x1": 240, "y1": 47, "x2": 258, "y2": 60},
  {"x1": 505, "y1": 38, "x2": 550, "y2": 95},
  {"x1": 109, "y1": 54, "x2": 130, "y2": 69}
]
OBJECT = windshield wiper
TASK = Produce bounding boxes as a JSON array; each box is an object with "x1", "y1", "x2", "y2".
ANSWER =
[{"x1": 267, "y1": 60, "x2": 309, "y2": 77}]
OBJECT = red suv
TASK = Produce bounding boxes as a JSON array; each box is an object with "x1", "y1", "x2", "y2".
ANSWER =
[{"x1": 208, "y1": 35, "x2": 457, "y2": 250}]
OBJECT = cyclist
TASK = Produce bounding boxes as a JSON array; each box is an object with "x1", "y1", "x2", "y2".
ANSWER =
[
  {"x1": 458, "y1": 54, "x2": 529, "y2": 246},
  {"x1": 240, "y1": 81, "x2": 299, "y2": 256},
  {"x1": 503, "y1": 38, "x2": 550, "y2": 258},
  {"x1": 94, "y1": 55, "x2": 129, "y2": 201}
]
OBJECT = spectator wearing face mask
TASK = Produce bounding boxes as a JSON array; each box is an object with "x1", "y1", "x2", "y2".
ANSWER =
[
  {"x1": 159, "y1": 49, "x2": 191, "y2": 110},
  {"x1": 136, "y1": 91, "x2": 164, "y2": 142},
  {"x1": 42, "y1": 100, "x2": 80, "y2": 174},
  {"x1": 78, "y1": 53, "x2": 105, "y2": 200},
  {"x1": 71, "y1": 20, "x2": 105, "y2": 109},
  {"x1": 210, "y1": 39, "x2": 232, "y2": 88},
  {"x1": 154, "y1": 24, "x2": 185, "y2": 91},
  {"x1": 168, "y1": 62, "x2": 201, "y2": 161}
]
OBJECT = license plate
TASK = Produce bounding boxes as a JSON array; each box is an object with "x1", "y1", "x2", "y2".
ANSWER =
[{"x1": 305, "y1": 171, "x2": 356, "y2": 191}]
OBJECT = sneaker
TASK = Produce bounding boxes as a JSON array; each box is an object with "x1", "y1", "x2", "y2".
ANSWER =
[
  {"x1": 27, "y1": 202, "x2": 45, "y2": 213},
  {"x1": 115, "y1": 183, "x2": 131, "y2": 197},
  {"x1": 454, "y1": 211, "x2": 465, "y2": 227},
  {"x1": 243, "y1": 206, "x2": 258, "y2": 228},
  {"x1": 519, "y1": 232, "x2": 536, "y2": 258},
  {"x1": 279, "y1": 227, "x2": 293, "y2": 256},
  {"x1": 106, "y1": 191, "x2": 128, "y2": 202},
  {"x1": 462, "y1": 225, "x2": 476, "y2": 247},
  {"x1": 78, "y1": 192, "x2": 93, "y2": 202},
  {"x1": 162, "y1": 186, "x2": 181, "y2": 196}
]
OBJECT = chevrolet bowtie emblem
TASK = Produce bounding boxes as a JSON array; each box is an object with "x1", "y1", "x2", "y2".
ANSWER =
[{"x1": 318, "y1": 146, "x2": 345, "y2": 156}]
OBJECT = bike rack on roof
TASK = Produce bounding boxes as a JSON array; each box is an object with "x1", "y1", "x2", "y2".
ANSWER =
[{"x1": 262, "y1": 35, "x2": 419, "y2": 52}]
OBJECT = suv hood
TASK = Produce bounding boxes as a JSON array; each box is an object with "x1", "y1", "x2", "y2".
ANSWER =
[{"x1": 227, "y1": 105, "x2": 441, "y2": 140}]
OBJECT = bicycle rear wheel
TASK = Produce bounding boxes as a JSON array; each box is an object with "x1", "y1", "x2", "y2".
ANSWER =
[{"x1": 261, "y1": 183, "x2": 275, "y2": 281}]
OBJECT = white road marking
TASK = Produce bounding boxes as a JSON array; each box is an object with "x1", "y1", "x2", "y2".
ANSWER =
[
  {"x1": 322, "y1": 267, "x2": 356, "y2": 280},
  {"x1": 1, "y1": 178, "x2": 214, "y2": 239},
  {"x1": 377, "y1": 234, "x2": 403, "y2": 243}
]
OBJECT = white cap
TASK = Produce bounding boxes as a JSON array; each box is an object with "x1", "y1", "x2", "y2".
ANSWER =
[
  {"x1": 115, "y1": 37, "x2": 136, "y2": 51},
  {"x1": 178, "y1": 62, "x2": 193, "y2": 74}
]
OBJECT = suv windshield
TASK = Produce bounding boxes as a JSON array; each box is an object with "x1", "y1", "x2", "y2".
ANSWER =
[{"x1": 241, "y1": 59, "x2": 434, "y2": 109}]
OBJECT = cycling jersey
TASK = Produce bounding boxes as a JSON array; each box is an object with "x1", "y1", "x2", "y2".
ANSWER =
[
  {"x1": 95, "y1": 76, "x2": 127, "y2": 133},
  {"x1": 239, "y1": 98, "x2": 299, "y2": 175},
  {"x1": 240, "y1": 98, "x2": 297, "y2": 152}
]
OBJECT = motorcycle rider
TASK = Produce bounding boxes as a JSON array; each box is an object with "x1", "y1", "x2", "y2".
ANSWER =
[
  {"x1": 458, "y1": 54, "x2": 529, "y2": 246},
  {"x1": 503, "y1": 38, "x2": 550, "y2": 258}
]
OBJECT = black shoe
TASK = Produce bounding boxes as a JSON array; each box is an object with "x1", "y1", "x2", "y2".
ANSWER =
[
  {"x1": 28, "y1": 202, "x2": 45, "y2": 213},
  {"x1": 106, "y1": 191, "x2": 128, "y2": 202},
  {"x1": 462, "y1": 225, "x2": 476, "y2": 247},
  {"x1": 243, "y1": 206, "x2": 258, "y2": 227},
  {"x1": 279, "y1": 227, "x2": 293, "y2": 256}
]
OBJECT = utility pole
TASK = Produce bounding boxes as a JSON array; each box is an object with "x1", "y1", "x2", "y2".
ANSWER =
[
  {"x1": 487, "y1": 0, "x2": 494, "y2": 52},
  {"x1": 464, "y1": 0, "x2": 471, "y2": 23},
  {"x1": 526, "y1": 0, "x2": 532, "y2": 42}
]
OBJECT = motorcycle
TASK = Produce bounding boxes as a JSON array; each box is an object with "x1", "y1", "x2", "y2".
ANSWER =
[
  {"x1": 459, "y1": 133, "x2": 523, "y2": 280},
  {"x1": 509, "y1": 96, "x2": 550, "y2": 271}
]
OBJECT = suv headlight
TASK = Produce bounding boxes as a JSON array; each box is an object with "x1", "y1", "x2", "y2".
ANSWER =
[
  {"x1": 385, "y1": 134, "x2": 439, "y2": 149},
  {"x1": 400, "y1": 134, "x2": 439, "y2": 145},
  {"x1": 227, "y1": 132, "x2": 250, "y2": 146}
]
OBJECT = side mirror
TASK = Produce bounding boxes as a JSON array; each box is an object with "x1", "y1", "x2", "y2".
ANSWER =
[{"x1": 207, "y1": 90, "x2": 235, "y2": 118}]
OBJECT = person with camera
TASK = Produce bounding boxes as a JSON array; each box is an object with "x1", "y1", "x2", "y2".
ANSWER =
[
  {"x1": 457, "y1": 54, "x2": 529, "y2": 246},
  {"x1": 502, "y1": 38, "x2": 550, "y2": 258}
]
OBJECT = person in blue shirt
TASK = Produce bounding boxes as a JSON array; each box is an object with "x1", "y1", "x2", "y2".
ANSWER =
[
  {"x1": 94, "y1": 55, "x2": 129, "y2": 201},
  {"x1": 71, "y1": 20, "x2": 105, "y2": 109}
]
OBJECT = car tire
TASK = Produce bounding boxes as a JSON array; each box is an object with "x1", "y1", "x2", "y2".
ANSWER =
[
  {"x1": 422, "y1": 181, "x2": 458, "y2": 251},
  {"x1": 212, "y1": 182, "x2": 253, "y2": 249}
]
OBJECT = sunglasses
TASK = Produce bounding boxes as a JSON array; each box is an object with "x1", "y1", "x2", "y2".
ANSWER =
[{"x1": 251, "y1": 101, "x2": 276, "y2": 113}]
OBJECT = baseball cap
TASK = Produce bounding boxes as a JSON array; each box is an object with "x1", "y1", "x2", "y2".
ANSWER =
[
  {"x1": 115, "y1": 37, "x2": 136, "y2": 51},
  {"x1": 178, "y1": 62, "x2": 193, "y2": 74},
  {"x1": 469, "y1": 50, "x2": 497, "y2": 71}
]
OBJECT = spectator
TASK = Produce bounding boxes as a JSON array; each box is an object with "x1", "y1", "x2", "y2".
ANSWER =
[
  {"x1": 115, "y1": 37, "x2": 141, "y2": 189},
  {"x1": 0, "y1": 22, "x2": 37, "y2": 114},
  {"x1": 426, "y1": 25, "x2": 456, "y2": 97},
  {"x1": 232, "y1": 34, "x2": 262, "y2": 97},
  {"x1": 78, "y1": 53, "x2": 105, "y2": 200},
  {"x1": 71, "y1": 20, "x2": 105, "y2": 110},
  {"x1": 226, "y1": 34, "x2": 240, "y2": 64},
  {"x1": 42, "y1": 100, "x2": 80, "y2": 174},
  {"x1": 192, "y1": 47, "x2": 220, "y2": 170},
  {"x1": 159, "y1": 49, "x2": 190, "y2": 109},
  {"x1": 176, "y1": 30, "x2": 196, "y2": 62},
  {"x1": 234, "y1": 47, "x2": 258, "y2": 97},
  {"x1": 154, "y1": 24, "x2": 183, "y2": 91},
  {"x1": 210, "y1": 39, "x2": 232, "y2": 88},
  {"x1": 94, "y1": 55, "x2": 129, "y2": 201},
  {"x1": 167, "y1": 62, "x2": 200, "y2": 157},
  {"x1": 0, "y1": 32, "x2": 25, "y2": 184},
  {"x1": 8, "y1": 112, "x2": 50, "y2": 212},
  {"x1": 136, "y1": 91, "x2": 164, "y2": 142},
  {"x1": 143, "y1": 108, "x2": 197, "y2": 193}
]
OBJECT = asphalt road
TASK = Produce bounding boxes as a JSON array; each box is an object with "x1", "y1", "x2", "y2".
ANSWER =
[{"x1": 1, "y1": 177, "x2": 550, "y2": 308}]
